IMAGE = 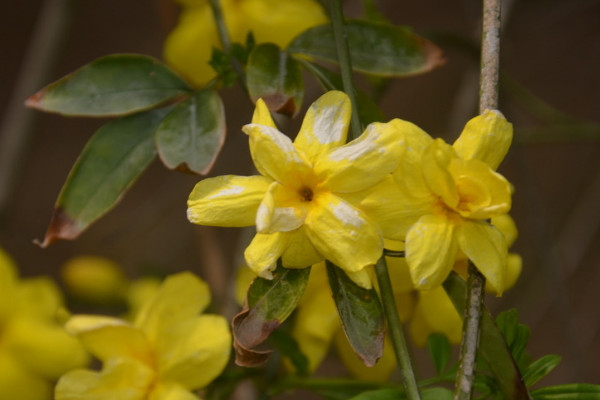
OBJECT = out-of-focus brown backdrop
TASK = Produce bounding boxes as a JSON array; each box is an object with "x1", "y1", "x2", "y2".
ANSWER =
[{"x1": 1, "y1": 0, "x2": 599, "y2": 393}]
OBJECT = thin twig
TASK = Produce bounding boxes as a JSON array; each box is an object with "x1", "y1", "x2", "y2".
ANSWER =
[
  {"x1": 329, "y1": 0, "x2": 363, "y2": 140},
  {"x1": 455, "y1": 0, "x2": 502, "y2": 398}
]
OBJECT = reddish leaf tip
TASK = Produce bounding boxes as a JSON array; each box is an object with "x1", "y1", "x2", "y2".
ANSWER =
[
  {"x1": 36, "y1": 208, "x2": 81, "y2": 248},
  {"x1": 24, "y1": 89, "x2": 45, "y2": 109}
]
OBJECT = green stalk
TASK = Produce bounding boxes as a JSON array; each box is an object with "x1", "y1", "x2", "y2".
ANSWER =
[
  {"x1": 207, "y1": 0, "x2": 247, "y2": 88},
  {"x1": 455, "y1": 0, "x2": 502, "y2": 398},
  {"x1": 328, "y1": 1, "x2": 420, "y2": 398},
  {"x1": 375, "y1": 257, "x2": 421, "y2": 400},
  {"x1": 328, "y1": 0, "x2": 363, "y2": 140}
]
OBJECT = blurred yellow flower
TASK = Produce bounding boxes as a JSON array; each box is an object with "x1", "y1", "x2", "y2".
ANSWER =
[
  {"x1": 61, "y1": 255, "x2": 128, "y2": 304},
  {"x1": 0, "y1": 247, "x2": 89, "y2": 400},
  {"x1": 391, "y1": 110, "x2": 514, "y2": 294},
  {"x1": 55, "y1": 272, "x2": 231, "y2": 400},
  {"x1": 164, "y1": 0, "x2": 328, "y2": 87},
  {"x1": 188, "y1": 91, "x2": 410, "y2": 287}
]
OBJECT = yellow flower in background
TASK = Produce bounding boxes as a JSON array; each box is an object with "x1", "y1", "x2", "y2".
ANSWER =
[
  {"x1": 61, "y1": 256, "x2": 128, "y2": 304},
  {"x1": 0, "y1": 247, "x2": 89, "y2": 400},
  {"x1": 391, "y1": 110, "x2": 514, "y2": 294},
  {"x1": 188, "y1": 91, "x2": 409, "y2": 287},
  {"x1": 164, "y1": 0, "x2": 328, "y2": 87},
  {"x1": 55, "y1": 272, "x2": 231, "y2": 400}
]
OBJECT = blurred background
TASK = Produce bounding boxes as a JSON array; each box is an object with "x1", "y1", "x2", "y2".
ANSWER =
[{"x1": 1, "y1": 0, "x2": 599, "y2": 393}]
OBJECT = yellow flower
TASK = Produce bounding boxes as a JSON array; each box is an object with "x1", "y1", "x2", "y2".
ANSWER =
[
  {"x1": 61, "y1": 256, "x2": 128, "y2": 304},
  {"x1": 187, "y1": 91, "x2": 409, "y2": 286},
  {"x1": 391, "y1": 110, "x2": 514, "y2": 294},
  {"x1": 55, "y1": 272, "x2": 231, "y2": 400},
  {"x1": 164, "y1": 0, "x2": 328, "y2": 87},
  {"x1": 0, "y1": 247, "x2": 89, "y2": 400}
]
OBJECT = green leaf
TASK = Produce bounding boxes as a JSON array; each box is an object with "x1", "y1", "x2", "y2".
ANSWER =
[
  {"x1": 288, "y1": 20, "x2": 444, "y2": 77},
  {"x1": 326, "y1": 261, "x2": 385, "y2": 367},
  {"x1": 232, "y1": 262, "x2": 310, "y2": 367},
  {"x1": 26, "y1": 54, "x2": 190, "y2": 117},
  {"x1": 523, "y1": 355, "x2": 562, "y2": 387},
  {"x1": 531, "y1": 384, "x2": 600, "y2": 399},
  {"x1": 443, "y1": 273, "x2": 532, "y2": 400},
  {"x1": 427, "y1": 333, "x2": 452, "y2": 376},
  {"x1": 496, "y1": 309, "x2": 531, "y2": 367},
  {"x1": 155, "y1": 89, "x2": 225, "y2": 175},
  {"x1": 247, "y1": 43, "x2": 304, "y2": 117},
  {"x1": 298, "y1": 60, "x2": 384, "y2": 125},
  {"x1": 37, "y1": 108, "x2": 170, "y2": 247}
]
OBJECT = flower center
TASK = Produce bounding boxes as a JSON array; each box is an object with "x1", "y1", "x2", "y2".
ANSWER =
[{"x1": 298, "y1": 186, "x2": 314, "y2": 202}]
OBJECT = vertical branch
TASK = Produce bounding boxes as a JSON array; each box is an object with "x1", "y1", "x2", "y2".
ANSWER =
[
  {"x1": 0, "y1": 0, "x2": 77, "y2": 215},
  {"x1": 328, "y1": 0, "x2": 362, "y2": 140},
  {"x1": 455, "y1": 0, "x2": 502, "y2": 399},
  {"x1": 374, "y1": 257, "x2": 421, "y2": 400},
  {"x1": 479, "y1": 0, "x2": 502, "y2": 112}
]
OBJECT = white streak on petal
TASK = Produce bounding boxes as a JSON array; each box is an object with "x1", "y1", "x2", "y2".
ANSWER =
[
  {"x1": 256, "y1": 202, "x2": 270, "y2": 232},
  {"x1": 207, "y1": 185, "x2": 245, "y2": 199},
  {"x1": 313, "y1": 107, "x2": 346, "y2": 144},
  {"x1": 328, "y1": 127, "x2": 380, "y2": 162},
  {"x1": 332, "y1": 201, "x2": 364, "y2": 228}
]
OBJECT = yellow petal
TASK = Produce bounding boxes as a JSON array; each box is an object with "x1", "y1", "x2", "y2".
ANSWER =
[
  {"x1": 343, "y1": 268, "x2": 373, "y2": 289},
  {"x1": 354, "y1": 176, "x2": 433, "y2": 241},
  {"x1": 448, "y1": 157, "x2": 512, "y2": 219},
  {"x1": 5, "y1": 317, "x2": 89, "y2": 379},
  {"x1": 15, "y1": 277, "x2": 63, "y2": 319},
  {"x1": 392, "y1": 120, "x2": 433, "y2": 196},
  {"x1": 410, "y1": 287, "x2": 462, "y2": 347},
  {"x1": 421, "y1": 139, "x2": 459, "y2": 209},
  {"x1": 405, "y1": 214, "x2": 459, "y2": 289},
  {"x1": 244, "y1": 232, "x2": 290, "y2": 278},
  {"x1": 66, "y1": 316, "x2": 152, "y2": 365},
  {"x1": 0, "y1": 352, "x2": 51, "y2": 400},
  {"x1": 240, "y1": 0, "x2": 328, "y2": 48},
  {"x1": 453, "y1": 109, "x2": 513, "y2": 170},
  {"x1": 293, "y1": 91, "x2": 350, "y2": 164},
  {"x1": 134, "y1": 272, "x2": 211, "y2": 343},
  {"x1": 491, "y1": 214, "x2": 518, "y2": 247},
  {"x1": 304, "y1": 192, "x2": 382, "y2": 272},
  {"x1": 187, "y1": 175, "x2": 272, "y2": 227},
  {"x1": 149, "y1": 383, "x2": 199, "y2": 400},
  {"x1": 487, "y1": 253, "x2": 522, "y2": 294},
  {"x1": 457, "y1": 220, "x2": 507, "y2": 295},
  {"x1": 243, "y1": 123, "x2": 314, "y2": 184},
  {"x1": 280, "y1": 227, "x2": 323, "y2": 268},
  {"x1": 55, "y1": 358, "x2": 154, "y2": 400},
  {"x1": 156, "y1": 315, "x2": 231, "y2": 390},
  {"x1": 251, "y1": 98, "x2": 277, "y2": 127},
  {"x1": 314, "y1": 120, "x2": 404, "y2": 193},
  {"x1": 383, "y1": 240, "x2": 415, "y2": 294},
  {"x1": 256, "y1": 182, "x2": 307, "y2": 233}
]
